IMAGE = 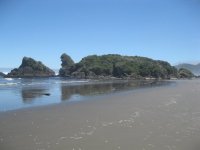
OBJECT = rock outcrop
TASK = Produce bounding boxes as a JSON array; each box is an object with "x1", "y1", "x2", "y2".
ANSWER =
[
  {"x1": 59, "y1": 53, "x2": 178, "y2": 79},
  {"x1": 178, "y1": 68, "x2": 194, "y2": 79},
  {"x1": 7, "y1": 57, "x2": 55, "y2": 77},
  {"x1": 59, "y1": 53, "x2": 75, "y2": 77},
  {"x1": 0, "y1": 72, "x2": 5, "y2": 77}
]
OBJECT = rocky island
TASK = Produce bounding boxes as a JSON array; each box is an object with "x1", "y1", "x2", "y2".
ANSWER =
[
  {"x1": 3, "y1": 54, "x2": 195, "y2": 79},
  {"x1": 6, "y1": 57, "x2": 55, "y2": 77},
  {"x1": 59, "y1": 53, "x2": 179, "y2": 79}
]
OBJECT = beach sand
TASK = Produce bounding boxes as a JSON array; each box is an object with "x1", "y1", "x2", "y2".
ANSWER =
[{"x1": 1, "y1": 80, "x2": 200, "y2": 150}]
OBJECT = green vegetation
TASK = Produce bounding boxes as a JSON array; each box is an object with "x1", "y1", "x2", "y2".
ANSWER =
[
  {"x1": 59, "y1": 53, "x2": 75, "y2": 76},
  {"x1": 178, "y1": 68, "x2": 194, "y2": 79},
  {"x1": 20, "y1": 57, "x2": 53, "y2": 72},
  {"x1": 59, "y1": 54, "x2": 178, "y2": 79},
  {"x1": 60, "y1": 53, "x2": 75, "y2": 67},
  {"x1": 5, "y1": 54, "x2": 196, "y2": 79}
]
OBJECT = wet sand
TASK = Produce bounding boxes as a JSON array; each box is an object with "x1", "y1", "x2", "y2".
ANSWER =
[{"x1": 1, "y1": 79, "x2": 200, "y2": 150}]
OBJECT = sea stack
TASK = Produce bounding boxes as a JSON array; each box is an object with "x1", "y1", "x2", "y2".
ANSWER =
[
  {"x1": 59, "y1": 53, "x2": 75, "y2": 77},
  {"x1": 7, "y1": 57, "x2": 55, "y2": 77}
]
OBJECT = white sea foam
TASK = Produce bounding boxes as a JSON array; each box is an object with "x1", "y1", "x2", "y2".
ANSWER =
[
  {"x1": 0, "y1": 83, "x2": 17, "y2": 86},
  {"x1": 55, "y1": 80, "x2": 90, "y2": 84},
  {"x1": 4, "y1": 78, "x2": 13, "y2": 81}
]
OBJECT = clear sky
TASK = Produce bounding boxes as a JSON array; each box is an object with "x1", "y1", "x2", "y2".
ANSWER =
[{"x1": 0, "y1": 0, "x2": 200, "y2": 69}]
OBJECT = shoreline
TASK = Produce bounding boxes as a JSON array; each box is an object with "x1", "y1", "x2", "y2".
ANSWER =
[
  {"x1": 0, "y1": 79, "x2": 174, "y2": 113},
  {"x1": 0, "y1": 79, "x2": 200, "y2": 150}
]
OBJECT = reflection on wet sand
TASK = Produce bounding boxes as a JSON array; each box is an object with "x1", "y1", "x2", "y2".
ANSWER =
[
  {"x1": 61, "y1": 80, "x2": 155, "y2": 101},
  {"x1": 19, "y1": 79, "x2": 158, "y2": 105},
  {"x1": 21, "y1": 88, "x2": 49, "y2": 103}
]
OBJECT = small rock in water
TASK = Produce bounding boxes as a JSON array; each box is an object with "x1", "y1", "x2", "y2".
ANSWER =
[{"x1": 44, "y1": 93, "x2": 50, "y2": 96}]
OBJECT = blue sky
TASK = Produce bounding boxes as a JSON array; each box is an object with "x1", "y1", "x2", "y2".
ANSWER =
[{"x1": 0, "y1": 0, "x2": 200, "y2": 69}]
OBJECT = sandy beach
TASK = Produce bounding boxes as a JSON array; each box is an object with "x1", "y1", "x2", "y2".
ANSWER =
[{"x1": 1, "y1": 79, "x2": 200, "y2": 150}]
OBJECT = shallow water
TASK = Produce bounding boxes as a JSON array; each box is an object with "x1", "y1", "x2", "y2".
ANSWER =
[{"x1": 0, "y1": 77, "x2": 164, "y2": 111}]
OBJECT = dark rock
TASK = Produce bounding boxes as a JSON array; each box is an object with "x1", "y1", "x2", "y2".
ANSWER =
[
  {"x1": 60, "y1": 53, "x2": 74, "y2": 68},
  {"x1": 86, "y1": 71, "x2": 97, "y2": 79},
  {"x1": 0, "y1": 72, "x2": 5, "y2": 77},
  {"x1": 59, "y1": 53, "x2": 75, "y2": 77},
  {"x1": 43, "y1": 93, "x2": 51, "y2": 96},
  {"x1": 7, "y1": 57, "x2": 55, "y2": 77},
  {"x1": 71, "y1": 71, "x2": 86, "y2": 79}
]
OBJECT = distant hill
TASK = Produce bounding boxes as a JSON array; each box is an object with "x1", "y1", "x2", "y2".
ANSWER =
[{"x1": 175, "y1": 63, "x2": 200, "y2": 75}]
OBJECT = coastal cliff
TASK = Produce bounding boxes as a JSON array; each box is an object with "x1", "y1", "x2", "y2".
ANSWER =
[{"x1": 6, "y1": 57, "x2": 55, "y2": 77}]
